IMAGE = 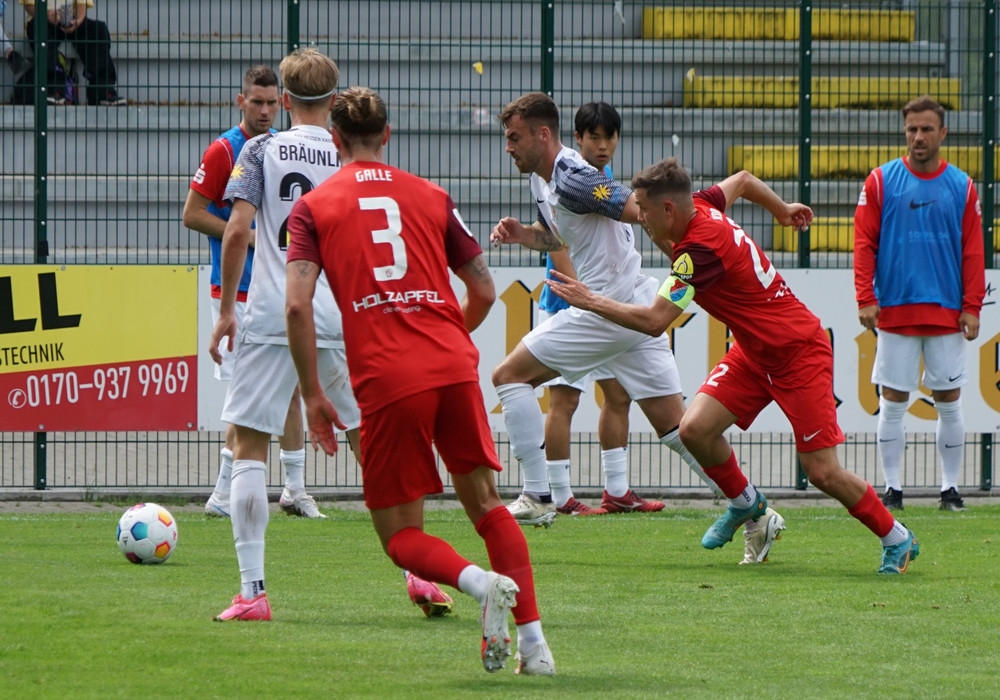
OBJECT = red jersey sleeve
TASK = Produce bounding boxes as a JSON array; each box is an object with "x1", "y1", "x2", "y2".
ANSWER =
[
  {"x1": 443, "y1": 196, "x2": 484, "y2": 270},
  {"x1": 693, "y1": 184, "x2": 727, "y2": 212},
  {"x1": 853, "y1": 169, "x2": 883, "y2": 308},
  {"x1": 286, "y1": 198, "x2": 325, "y2": 269},
  {"x1": 960, "y1": 179, "x2": 986, "y2": 317},
  {"x1": 189, "y1": 138, "x2": 236, "y2": 206}
]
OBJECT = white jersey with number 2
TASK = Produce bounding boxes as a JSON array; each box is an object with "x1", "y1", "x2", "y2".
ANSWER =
[{"x1": 224, "y1": 124, "x2": 343, "y2": 347}]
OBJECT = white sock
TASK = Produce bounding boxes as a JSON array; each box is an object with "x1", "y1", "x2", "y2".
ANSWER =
[
  {"x1": 281, "y1": 448, "x2": 306, "y2": 492},
  {"x1": 213, "y1": 447, "x2": 233, "y2": 498},
  {"x1": 231, "y1": 460, "x2": 269, "y2": 599},
  {"x1": 660, "y1": 428, "x2": 725, "y2": 498},
  {"x1": 879, "y1": 520, "x2": 910, "y2": 547},
  {"x1": 457, "y1": 564, "x2": 490, "y2": 604},
  {"x1": 731, "y1": 483, "x2": 757, "y2": 509},
  {"x1": 496, "y1": 383, "x2": 549, "y2": 496},
  {"x1": 516, "y1": 620, "x2": 546, "y2": 653},
  {"x1": 877, "y1": 397, "x2": 908, "y2": 491},
  {"x1": 935, "y1": 398, "x2": 964, "y2": 491},
  {"x1": 601, "y1": 447, "x2": 629, "y2": 497},
  {"x1": 546, "y1": 460, "x2": 574, "y2": 507}
]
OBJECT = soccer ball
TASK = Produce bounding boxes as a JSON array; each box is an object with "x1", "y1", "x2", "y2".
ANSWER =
[{"x1": 116, "y1": 503, "x2": 179, "y2": 564}]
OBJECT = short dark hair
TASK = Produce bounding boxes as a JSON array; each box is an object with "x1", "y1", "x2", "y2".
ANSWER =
[
  {"x1": 902, "y1": 95, "x2": 946, "y2": 127},
  {"x1": 499, "y1": 92, "x2": 560, "y2": 133},
  {"x1": 242, "y1": 65, "x2": 278, "y2": 94},
  {"x1": 630, "y1": 157, "x2": 692, "y2": 201},
  {"x1": 574, "y1": 102, "x2": 621, "y2": 138}
]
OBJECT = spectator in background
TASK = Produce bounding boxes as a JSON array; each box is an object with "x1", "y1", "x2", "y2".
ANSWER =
[
  {"x1": 853, "y1": 95, "x2": 985, "y2": 513},
  {"x1": 2, "y1": 0, "x2": 31, "y2": 77},
  {"x1": 20, "y1": 0, "x2": 126, "y2": 104}
]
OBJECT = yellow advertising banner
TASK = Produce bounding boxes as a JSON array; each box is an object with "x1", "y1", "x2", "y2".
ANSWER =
[{"x1": 0, "y1": 266, "x2": 198, "y2": 430}]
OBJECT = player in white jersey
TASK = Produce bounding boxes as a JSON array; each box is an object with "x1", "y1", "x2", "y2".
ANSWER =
[
  {"x1": 491, "y1": 93, "x2": 785, "y2": 563},
  {"x1": 209, "y1": 49, "x2": 452, "y2": 622}
]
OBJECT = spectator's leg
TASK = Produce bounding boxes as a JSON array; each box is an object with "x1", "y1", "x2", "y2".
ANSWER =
[
  {"x1": 25, "y1": 19, "x2": 64, "y2": 99},
  {"x1": 73, "y1": 17, "x2": 119, "y2": 104}
]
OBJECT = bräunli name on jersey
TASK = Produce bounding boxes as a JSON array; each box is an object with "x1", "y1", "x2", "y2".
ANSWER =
[
  {"x1": 277, "y1": 144, "x2": 338, "y2": 166},
  {"x1": 354, "y1": 168, "x2": 393, "y2": 182}
]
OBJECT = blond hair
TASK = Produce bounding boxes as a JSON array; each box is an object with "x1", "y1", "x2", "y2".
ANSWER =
[{"x1": 279, "y1": 48, "x2": 339, "y2": 104}]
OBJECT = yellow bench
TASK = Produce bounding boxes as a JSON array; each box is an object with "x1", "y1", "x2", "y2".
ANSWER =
[
  {"x1": 642, "y1": 7, "x2": 915, "y2": 42},
  {"x1": 729, "y1": 146, "x2": 996, "y2": 180},
  {"x1": 772, "y1": 218, "x2": 1000, "y2": 251},
  {"x1": 684, "y1": 76, "x2": 961, "y2": 110}
]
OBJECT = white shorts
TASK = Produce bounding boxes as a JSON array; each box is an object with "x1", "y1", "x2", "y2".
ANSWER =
[
  {"x1": 536, "y1": 308, "x2": 614, "y2": 392},
  {"x1": 221, "y1": 341, "x2": 361, "y2": 436},
  {"x1": 210, "y1": 297, "x2": 247, "y2": 382},
  {"x1": 872, "y1": 330, "x2": 968, "y2": 392},
  {"x1": 524, "y1": 276, "x2": 681, "y2": 401}
]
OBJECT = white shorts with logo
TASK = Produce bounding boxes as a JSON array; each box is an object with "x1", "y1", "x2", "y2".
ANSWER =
[
  {"x1": 872, "y1": 330, "x2": 968, "y2": 392},
  {"x1": 221, "y1": 341, "x2": 361, "y2": 436},
  {"x1": 524, "y1": 275, "x2": 681, "y2": 401},
  {"x1": 210, "y1": 297, "x2": 247, "y2": 382},
  {"x1": 536, "y1": 308, "x2": 614, "y2": 392}
]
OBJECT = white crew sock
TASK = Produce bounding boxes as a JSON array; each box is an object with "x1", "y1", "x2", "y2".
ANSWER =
[
  {"x1": 213, "y1": 447, "x2": 233, "y2": 498},
  {"x1": 496, "y1": 383, "x2": 549, "y2": 496},
  {"x1": 546, "y1": 460, "x2": 574, "y2": 507},
  {"x1": 457, "y1": 564, "x2": 491, "y2": 604},
  {"x1": 281, "y1": 448, "x2": 306, "y2": 492},
  {"x1": 231, "y1": 460, "x2": 269, "y2": 599},
  {"x1": 877, "y1": 397, "x2": 908, "y2": 491},
  {"x1": 517, "y1": 620, "x2": 546, "y2": 653},
  {"x1": 601, "y1": 447, "x2": 629, "y2": 497},
  {"x1": 660, "y1": 428, "x2": 725, "y2": 498},
  {"x1": 879, "y1": 520, "x2": 910, "y2": 547},
  {"x1": 935, "y1": 398, "x2": 964, "y2": 491}
]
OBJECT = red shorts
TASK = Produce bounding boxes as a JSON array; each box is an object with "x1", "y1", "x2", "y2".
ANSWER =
[
  {"x1": 359, "y1": 382, "x2": 502, "y2": 510},
  {"x1": 697, "y1": 327, "x2": 845, "y2": 452}
]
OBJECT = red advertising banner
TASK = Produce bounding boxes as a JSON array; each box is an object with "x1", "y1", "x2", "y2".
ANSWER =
[{"x1": 0, "y1": 266, "x2": 198, "y2": 431}]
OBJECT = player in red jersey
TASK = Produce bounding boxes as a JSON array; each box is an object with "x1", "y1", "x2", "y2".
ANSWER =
[
  {"x1": 284, "y1": 86, "x2": 554, "y2": 675},
  {"x1": 549, "y1": 157, "x2": 920, "y2": 575}
]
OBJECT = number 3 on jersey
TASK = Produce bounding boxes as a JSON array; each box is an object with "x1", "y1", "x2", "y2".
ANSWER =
[{"x1": 360, "y1": 196, "x2": 408, "y2": 281}]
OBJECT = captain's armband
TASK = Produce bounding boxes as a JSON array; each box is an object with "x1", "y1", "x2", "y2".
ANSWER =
[{"x1": 657, "y1": 275, "x2": 695, "y2": 310}]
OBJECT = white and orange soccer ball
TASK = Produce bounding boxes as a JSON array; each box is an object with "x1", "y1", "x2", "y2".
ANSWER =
[{"x1": 116, "y1": 503, "x2": 179, "y2": 564}]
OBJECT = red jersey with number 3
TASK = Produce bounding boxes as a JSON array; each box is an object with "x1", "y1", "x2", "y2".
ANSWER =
[
  {"x1": 673, "y1": 187, "x2": 822, "y2": 371},
  {"x1": 286, "y1": 161, "x2": 484, "y2": 413}
]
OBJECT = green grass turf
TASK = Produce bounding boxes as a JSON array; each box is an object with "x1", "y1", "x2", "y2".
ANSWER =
[{"x1": 1, "y1": 503, "x2": 998, "y2": 699}]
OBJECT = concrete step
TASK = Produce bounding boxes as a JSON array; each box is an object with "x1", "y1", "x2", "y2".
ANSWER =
[
  {"x1": 685, "y1": 75, "x2": 962, "y2": 110},
  {"x1": 2, "y1": 105, "x2": 983, "y2": 180},
  {"x1": 773, "y1": 217, "x2": 1000, "y2": 252},
  {"x1": 642, "y1": 6, "x2": 915, "y2": 42},
  {"x1": 730, "y1": 145, "x2": 999, "y2": 180}
]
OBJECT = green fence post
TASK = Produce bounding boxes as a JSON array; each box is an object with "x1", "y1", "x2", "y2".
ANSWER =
[
  {"x1": 32, "y1": 0, "x2": 50, "y2": 490},
  {"x1": 794, "y1": 0, "x2": 813, "y2": 490},
  {"x1": 287, "y1": 0, "x2": 300, "y2": 53},
  {"x1": 981, "y1": 0, "x2": 996, "y2": 492},
  {"x1": 540, "y1": 1, "x2": 554, "y2": 96}
]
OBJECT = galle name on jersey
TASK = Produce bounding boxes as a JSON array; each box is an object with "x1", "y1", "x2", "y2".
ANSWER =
[
  {"x1": 352, "y1": 289, "x2": 444, "y2": 312},
  {"x1": 355, "y1": 168, "x2": 393, "y2": 182}
]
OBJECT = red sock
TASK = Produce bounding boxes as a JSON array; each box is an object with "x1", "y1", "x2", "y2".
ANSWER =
[
  {"x1": 848, "y1": 484, "x2": 895, "y2": 537},
  {"x1": 703, "y1": 451, "x2": 749, "y2": 499},
  {"x1": 476, "y1": 506, "x2": 540, "y2": 625},
  {"x1": 386, "y1": 527, "x2": 471, "y2": 589}
]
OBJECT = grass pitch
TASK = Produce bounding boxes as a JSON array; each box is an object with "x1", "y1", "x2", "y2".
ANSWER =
[{"x1": 1, "y1": 501, "x2": 998, "y2": 699}]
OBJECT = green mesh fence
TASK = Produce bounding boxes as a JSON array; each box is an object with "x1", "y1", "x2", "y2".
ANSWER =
[{"x1": 1, "y1": 0, "x2": 996, "y2": 493}]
